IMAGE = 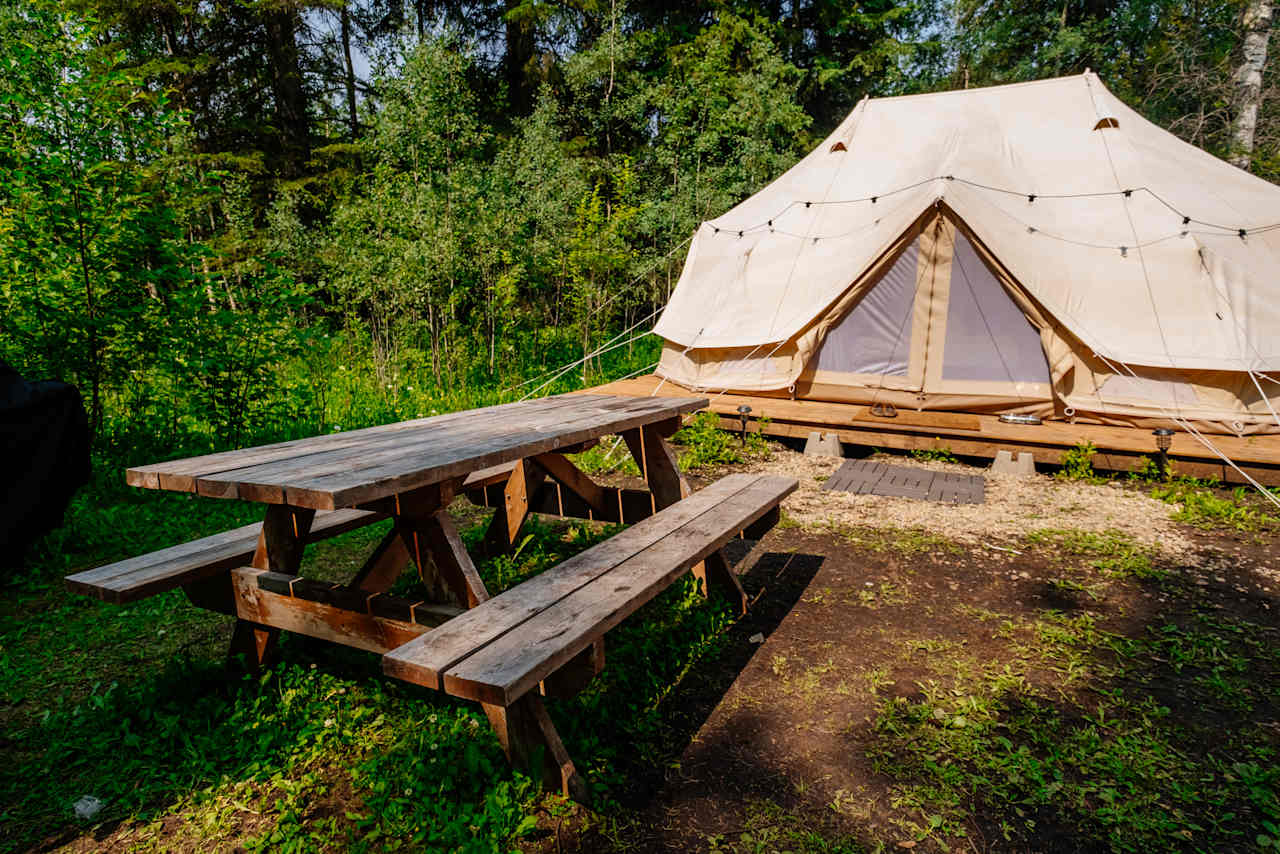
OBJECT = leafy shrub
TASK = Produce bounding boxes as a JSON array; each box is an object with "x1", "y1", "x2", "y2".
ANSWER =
[
  {"x1": 910, "y1": 442, "x2": 958, "y2": 464},
  {"x1": 1151, "y1": 477, "x2": 1276, "y2": 530},
  {"x1": 671, "y1": 411, "x2": 770, "y2": 471},
  {"x1": 1126, "y1": 455, "x2": 1163, "y2": 482},
  {"x1": 1058, "y1": 441, "x2": 1098, "y2": 481}
]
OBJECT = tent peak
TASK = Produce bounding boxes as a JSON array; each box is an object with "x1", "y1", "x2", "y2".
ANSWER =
[{"x1": 860, "y1": 73, "x2": 1098, "y2": 109}]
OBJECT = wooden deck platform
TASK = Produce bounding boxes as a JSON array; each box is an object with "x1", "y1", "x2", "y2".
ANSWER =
[{"x1": 585, "y1": 375, "x2": 1280, "y2": 486}]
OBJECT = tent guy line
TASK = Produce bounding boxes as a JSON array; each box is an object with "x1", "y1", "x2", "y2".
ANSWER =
[
  {"x1": 1090, "y1": 349, "x2": 1280, "y2": 511},
  {"x1": 505, "y1": 233, "x2": 693, "y2": 398}
]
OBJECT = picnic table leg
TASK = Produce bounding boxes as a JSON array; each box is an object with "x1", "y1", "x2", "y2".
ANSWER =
[
  {"x1": 622, "y1": 418, "x2": 689, "y2": 507},
  {"x1": 483, "y1": 696, "x2": 587, "y2": 801},
  {"x1": 350, "y1": 527, "x2": 411, "y2": 593},
  {"x1": 229, "y1": 505, "x2": 315, "y2": 671},
  {"x1": 701, "y1": 551, "x2": 748, "y2": 616},
  {"x1": 406, "y1": 510, "x2": 490, "y2": 608},
  {"x1": 385, "y1": 481, "x2": 490, "y2": 608},
  {"x1": 622, "y1": 420, "x2": 747, "y2": 613}
]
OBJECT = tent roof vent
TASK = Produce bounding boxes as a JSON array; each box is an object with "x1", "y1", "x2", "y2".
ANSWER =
[
  {"x1": 830, "y1": 140, "x2": 848, "y2": 152},
  {"x1": 1093, "y1": 117, "x2": 1119, "y2": 130}
]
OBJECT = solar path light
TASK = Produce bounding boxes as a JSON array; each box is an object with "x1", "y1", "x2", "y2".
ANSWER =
[{"x1": 1153, "y1": 427, "x2": 1174, "y2": 477}]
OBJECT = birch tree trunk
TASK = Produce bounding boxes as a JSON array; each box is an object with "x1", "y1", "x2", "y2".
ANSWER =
[{"x1": 1230, "y1": 0, "x2": 1274, "y2": 169}]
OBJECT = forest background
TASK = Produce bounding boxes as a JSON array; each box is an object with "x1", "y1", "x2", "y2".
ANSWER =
[{"x1": 2, "y1": 0, "x2": 1278, "y2": 555}]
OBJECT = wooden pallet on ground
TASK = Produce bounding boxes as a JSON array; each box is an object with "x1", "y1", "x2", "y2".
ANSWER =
[{"x1": 583, "y1": 375, "x2": 1280, "y2": 486}]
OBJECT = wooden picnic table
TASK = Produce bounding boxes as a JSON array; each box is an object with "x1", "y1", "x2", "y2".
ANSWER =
[{"x1": 67, "y1": 392, "x2": 798, "y2": 797}]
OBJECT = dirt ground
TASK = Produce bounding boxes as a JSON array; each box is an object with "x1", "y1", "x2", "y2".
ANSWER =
[{"x1": 547, "y1": 446, "x2": 1280, "y2": 853}]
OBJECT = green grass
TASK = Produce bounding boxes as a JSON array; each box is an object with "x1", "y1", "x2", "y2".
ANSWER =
[
  {"x1": 909, "y1": 443, "x2": 959, "y2": 465},
  {"x1": 705, "y1": 798, "x2": 868, "y2": 853},
  {"x1": 0, "y1": 506, "x2": 735, "y2": 852},
  {"x1": 1151, "y1": 477, "x2": 1277, "y2": 531},
  {"x1": 1022, "y1": 528, "x2": 1164, "y2": 580},
  {"x1": 570, "y1": 439, "x2": 642, "y2": 477},
  {"x1": 831, "y1": 524, "x2": 963, "y2": 556},
  {"x1": 868, "y1": 607, "x2": 1280, "y2": 852}
]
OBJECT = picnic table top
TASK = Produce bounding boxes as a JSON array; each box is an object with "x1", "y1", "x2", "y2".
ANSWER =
[{"x1": 126, "y1": 393, "x2": 707, "y2": 511}]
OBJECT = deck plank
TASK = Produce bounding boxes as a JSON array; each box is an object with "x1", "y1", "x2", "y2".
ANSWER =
[{"x1": 584, "y1": 375, "x2": 1280, "y2": 483}]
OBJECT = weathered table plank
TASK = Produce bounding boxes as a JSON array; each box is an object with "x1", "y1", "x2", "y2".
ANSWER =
[
  {"x1": 192, "y1": 395, "x2": 616, "y2": 503},
  {"x1": 127, "y1": 395, "x2": 613, "y2": 491},
  {"x1": 271, "y1": 398, "x2": 705, "y2": 510},
  {"x1": 129, "y1": 394, "x2": 706, "y2": 511}
]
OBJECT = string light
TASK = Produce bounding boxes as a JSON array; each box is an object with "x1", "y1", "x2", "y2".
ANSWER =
[{"x1": 703, "y1": 174, "x2": 1280, "y2": 240}]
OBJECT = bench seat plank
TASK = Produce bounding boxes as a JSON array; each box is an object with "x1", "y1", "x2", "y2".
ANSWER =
[
  {"x1": 440, "y1": 475, "x2": 796, "y2": 705},
  {"x1": 382, "y1": 473, "x2": 796, "y2": 697},
  {"x1": 382, "y1": 473, "x2": 768, "y2": 689},
  {"x1": 65, "y1": 508, "x2": 382, "y2": 604}
]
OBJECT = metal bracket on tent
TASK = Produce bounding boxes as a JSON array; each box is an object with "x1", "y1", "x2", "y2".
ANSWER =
[{"x1": 870, "y1": 403, "x2": 897, "y2": 418}]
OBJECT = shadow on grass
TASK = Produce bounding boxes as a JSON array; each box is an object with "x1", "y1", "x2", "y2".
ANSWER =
[
  {"x1": 2, "y1": 631, "x2": 541, "y2": 853},
  {"x1": 556, "y1": 543, "x2": 826, "y2": 808}
]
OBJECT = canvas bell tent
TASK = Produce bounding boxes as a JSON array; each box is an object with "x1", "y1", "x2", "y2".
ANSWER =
[{"x1": 652, "y1": 73, "x2": 1280, "y2": 436}]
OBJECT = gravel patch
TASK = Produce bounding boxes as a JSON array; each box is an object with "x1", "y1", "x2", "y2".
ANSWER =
[{"x1": 736, "y1": 447, "x2": 1194, "y2": 559}]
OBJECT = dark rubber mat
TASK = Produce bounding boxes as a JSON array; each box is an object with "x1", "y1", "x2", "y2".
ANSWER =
[{"x1": 822, "y1": 460, "x2": 985, "y2": 504}]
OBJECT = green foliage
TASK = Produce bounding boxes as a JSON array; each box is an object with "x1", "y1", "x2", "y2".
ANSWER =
[
  {"x1": 1126, "y1": 455, "x2": 1163, "y2": 482},
  {"x1": 671, "y1": 411, "x2": 771, "y2": 471},
  {"x1": 870, "y1": 599, "x2": 1280, "y2": 851},
  {"x1": 1151, "y1": 477, "x2": 1277, "y2": 530},
  {"x1": 1023, "y1": 528, "x2": 1163, "y2": 580},
  {"x1": 871, "y1": 684, "x2": 1279, "y2": 850},
  {"x1": 909, "y1": 442, "x2": 959, "y2": 464},
  {"x1": 645, "y1": 15, "x2": 812, "y2": 237},
  {"x1": 569, "y1": 440, "x2": 643, "y2": 477},
  {"x1": 1058, "y1": 441, "x2": 1099, "y2": 481}
]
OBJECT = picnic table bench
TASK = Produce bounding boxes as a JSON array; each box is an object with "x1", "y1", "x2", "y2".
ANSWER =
[{"x1": 65, "y1": 393, "x2": 796, "y2": 797}]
